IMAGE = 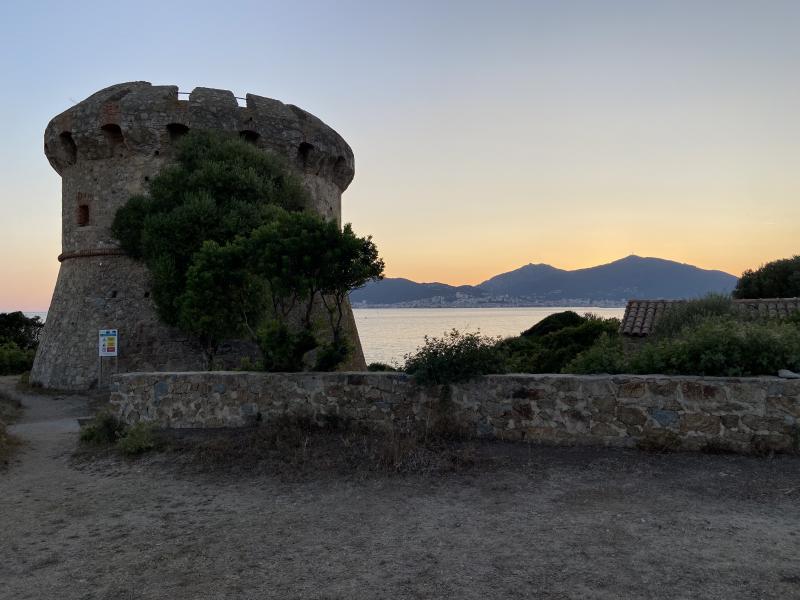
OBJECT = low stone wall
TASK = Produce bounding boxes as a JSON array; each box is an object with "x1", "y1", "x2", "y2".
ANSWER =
[{"x1": 110, "y1": 372, "x2": 800, "y2": 453}]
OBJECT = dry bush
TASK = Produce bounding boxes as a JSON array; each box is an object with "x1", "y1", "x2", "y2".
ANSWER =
[
  {"x1": 159, "y1": 412, "x2": 479, "y2": 476},
  {"x1": 0, "y1": 389, "x2": 23, "y2": 467},
  {"x1": 0, "y1": 422, "x2": 22, "y2": 467},
  {"x1": 0, "y1": 388, "x2": 23, "y2": 423}
]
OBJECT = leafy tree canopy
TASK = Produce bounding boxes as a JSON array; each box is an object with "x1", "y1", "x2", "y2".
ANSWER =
[
  {"x1": 0, "y1": 312, "x2": 43, "y2": 350},
  {"x1": 112, "y1": 130, "x2": 383, "y2": 369},
  {"x1": 113, "y1": 130, "x2": 307, "y2": 325},
  {"x1": 734, "y1": 255, "x2": 800, "y2": 299}
]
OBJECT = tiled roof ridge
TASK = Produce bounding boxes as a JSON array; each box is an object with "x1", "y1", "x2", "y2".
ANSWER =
[{"x1": 619, "y1": 297, "x2": 800, "y2": 337}]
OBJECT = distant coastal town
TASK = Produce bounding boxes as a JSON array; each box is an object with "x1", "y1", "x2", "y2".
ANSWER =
[{"x1": 351, "y1": 293, "x2": 627, "y2": 309}]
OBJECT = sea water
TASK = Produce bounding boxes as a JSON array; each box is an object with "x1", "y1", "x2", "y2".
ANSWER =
[{"x1": 353, "y1": 307, "x2": 625, "y2": 366}]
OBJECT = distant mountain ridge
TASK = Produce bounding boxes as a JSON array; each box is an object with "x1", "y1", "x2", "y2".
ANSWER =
[{"x1": 350, "y1": 255, "x2": 738, "y2": 307}]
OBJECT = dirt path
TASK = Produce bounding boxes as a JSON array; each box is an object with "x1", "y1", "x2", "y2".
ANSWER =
[{"x1": 1, "y1": 377, "x2": 799, "y2": 600}]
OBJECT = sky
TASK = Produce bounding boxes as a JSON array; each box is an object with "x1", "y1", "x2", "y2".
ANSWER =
[{"x1": 1, "y1": 0, "x2": 799, "y2": 310}]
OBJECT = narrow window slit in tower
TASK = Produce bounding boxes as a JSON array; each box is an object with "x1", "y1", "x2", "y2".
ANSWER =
[
  {"x1": 333, "y1": 155, "x2": 348, "y2": 185},
  {"x1": 167, "y1": 123, "x2": 189, "y2": 143},
  {"x1": 101, "y1": 124, "x2": 124, "y2": 149},
  {"x1": 77, "y1": 204, "x2": 90, "y2": 226},
  {"x1": 297, "y1": 142, "x2": 315, "y2": 168},
  {"x1": 59, "y1": 132, "x2": 77, "y2": 165},
  {"x1": 239, "y1": 130, "x2": 259, "y2": 144}
]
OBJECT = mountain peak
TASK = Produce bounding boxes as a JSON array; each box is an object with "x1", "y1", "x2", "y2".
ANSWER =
[{"x1": 350, "y1": 256, "x2": 738, "y2": 306}]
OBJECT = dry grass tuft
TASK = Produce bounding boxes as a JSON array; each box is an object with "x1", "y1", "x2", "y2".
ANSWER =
[
  {"x1": 153, "y1": 414, "x2": 483, "y2": 478},
  {"x1": 0, "y1": 389, "x2": 23, "y2": 467},
  {"x1": 0, "y1": 423, "x2": 22, "y2": 467}
]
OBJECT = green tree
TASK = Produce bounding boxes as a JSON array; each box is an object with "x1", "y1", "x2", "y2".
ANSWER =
[
  {"x1": 734, "y1": 255, "x2": 800, "y2": 299},
  {"x1": 318, "y1": 223, "x2": 384, "y2": 362},
  {"x1": 0, "y1": 312, "x2": 43, "y2": 350},
  {"x1": 178, "y1": 240, "x2": 267, "y2": 369},
  {"x1": 112, "y1": 130, "x2": 307, "y2": 325},
  {"x1": 245, "y1": 210, "x2": 384, "y2": 370},
  {"x1": 112, "y1": 130, "x2": 384, "y2": 371}
]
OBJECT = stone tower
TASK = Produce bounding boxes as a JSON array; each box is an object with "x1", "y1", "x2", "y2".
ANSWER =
[{"x1": 31, "y1": 81, "x2": 365, "y2": 390}]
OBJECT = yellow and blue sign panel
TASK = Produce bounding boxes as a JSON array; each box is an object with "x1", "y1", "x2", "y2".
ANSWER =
[{"x1": 99, "y1": 329, "x2": 118, "y2": 357}]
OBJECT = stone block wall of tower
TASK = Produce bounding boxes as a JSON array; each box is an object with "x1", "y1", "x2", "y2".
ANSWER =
[{"x1": 31, "y1": 81, "x2": 365, "y2": 390}]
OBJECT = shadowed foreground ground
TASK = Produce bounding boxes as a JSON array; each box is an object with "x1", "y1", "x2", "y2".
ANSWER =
[{"x1": 1, "y1": 376, "x2": 799, "y2": 600}]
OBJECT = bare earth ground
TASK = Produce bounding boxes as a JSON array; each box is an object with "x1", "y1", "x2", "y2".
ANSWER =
[{"x1": 1, "y1": 376, "x2": 799, "y2": 600}]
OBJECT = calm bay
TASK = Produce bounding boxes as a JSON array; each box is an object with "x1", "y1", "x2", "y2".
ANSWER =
[{"x1": 353, "y1": 306, "x2": 625, "y2": 366}]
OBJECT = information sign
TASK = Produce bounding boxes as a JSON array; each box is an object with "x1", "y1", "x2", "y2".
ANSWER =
[{"x1": 99, "y1": 329, "x2": 118, "y2": 357}]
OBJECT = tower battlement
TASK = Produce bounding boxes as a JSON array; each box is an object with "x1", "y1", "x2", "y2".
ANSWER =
[{"x1": 45, "y1": 81, "x2": 354, "y2": 189}]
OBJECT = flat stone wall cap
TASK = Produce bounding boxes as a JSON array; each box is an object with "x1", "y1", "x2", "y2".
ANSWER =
[{"x1": 110, "y1": 371, "x2": 795, "y2": 383}]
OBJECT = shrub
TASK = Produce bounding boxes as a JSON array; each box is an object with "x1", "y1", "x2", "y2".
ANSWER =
[
  {"x1": 313, "y1": 340, "x2": 351, "y2": 372},
  {"x1": 564, "y1": 333, "x2": 627, "y2": 374},
  {"x1": 520, "y1": 310, "x2": 585, "y2": 338},
  {"x1": 367, "y1": 362, "x2": 397, "y2": 372},
  {"x1": 734, "y1": 255, "x2": 800, "y2": 299},
  {"x1": 0, "y1": 342, "x2": 35, "y2": 376},
  {"x1": 500, "y1": 313, "x2": 621, "y2": 373},
  {"x1": 116, "y1": 423, "x2": 157, "y2": 455},
  {"x1": 257, "y1": 320, "x2": 317, "y2": 372},
  {"x1": 79, "y1": 413, "x2": 126, "y2": 445},
  {"x1": 629, "y1": 317, "x2": 800, "y2": 377},
  {"x1": 652, "y1": 293, "x2": 737, "y2": 338},
  {"x1": 0, "y1": 422, "x2": 21, "y2": 466},
  {"x1": 236, "y1": 357, "x2": 264, "y2": 371},
  {"x1": 404, "y1": 329, "x2": 505, "y2": 386},
  {"x1": 0, "y1": 389, "x2": 22, "y2": 424},
  {"x1": 0, "y1": 312, "x2": 43, "y2": 350}
]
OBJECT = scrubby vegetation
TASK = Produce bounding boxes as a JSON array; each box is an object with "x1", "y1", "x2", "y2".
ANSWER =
[
  {"x1": 404, "y1": 330, "x2": 507, "y2": 385},
  {"x1": 499, "y1": 313, "x2": 620, "y2": 373},
  {"x1": 0, "y1": 312, "x2": 42, "y2": 375},
  {"x1": 649, "y1": 293, "x2": 738, "y2": 339},
  {"x1": 0, "y1": 389, "x2": 23, "y2": 466},
  {"x1": 113, "y1": 130, "x2": 383, "y2": 372},
  {"x1": 629, "y1": 318, "x2": 800, "y2": 376},
  {"x1": 116, "y1": 423, "x2": 158, "y2": 456},
  {"x1": 154, "y1": 413, "x2": 478, "y2": 475},
  {"x1": 0, "y1": 343, "x2": 36, "y2": 376},
  {"x1": 402, "y1": 291, "x2": 800, "y2": 381},
  {"x1": 567, "y1": 293, "x2": 800, "y2": 377},
  {"x1": 564, "y1": 333, "x2": 627, "y2": 374},
  {"x1": 79, "y1": 413, "x2": 158, "y2": 456},
  {"x1": 734, "y1": 255, "x2": 800, "y2": 299},
  {"x1": 367, "y1": 362, "x2": 397, "y2": 372},
  {"x1": 403, "y1": 313, "x2": 620, "y2": 384},
  {"x1": 0, "y1": 422, "x2": 21, "y2": 466},
  {"x1": 568, "y1": 316, "x2": 800, "y2": 377}
]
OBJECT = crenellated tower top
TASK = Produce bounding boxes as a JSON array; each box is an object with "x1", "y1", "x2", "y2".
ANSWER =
[
  {"x1": 44, "y1": 81, "x2": 355, "y2": 191},
  {"x1": 46, "y1": 82, "x2": 355, "y2": 259}
]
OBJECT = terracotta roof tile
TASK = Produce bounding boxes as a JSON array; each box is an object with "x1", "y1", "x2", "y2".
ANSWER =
[{"x1": 619, "y1": 298, "x2": 800, "y2": 337}]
